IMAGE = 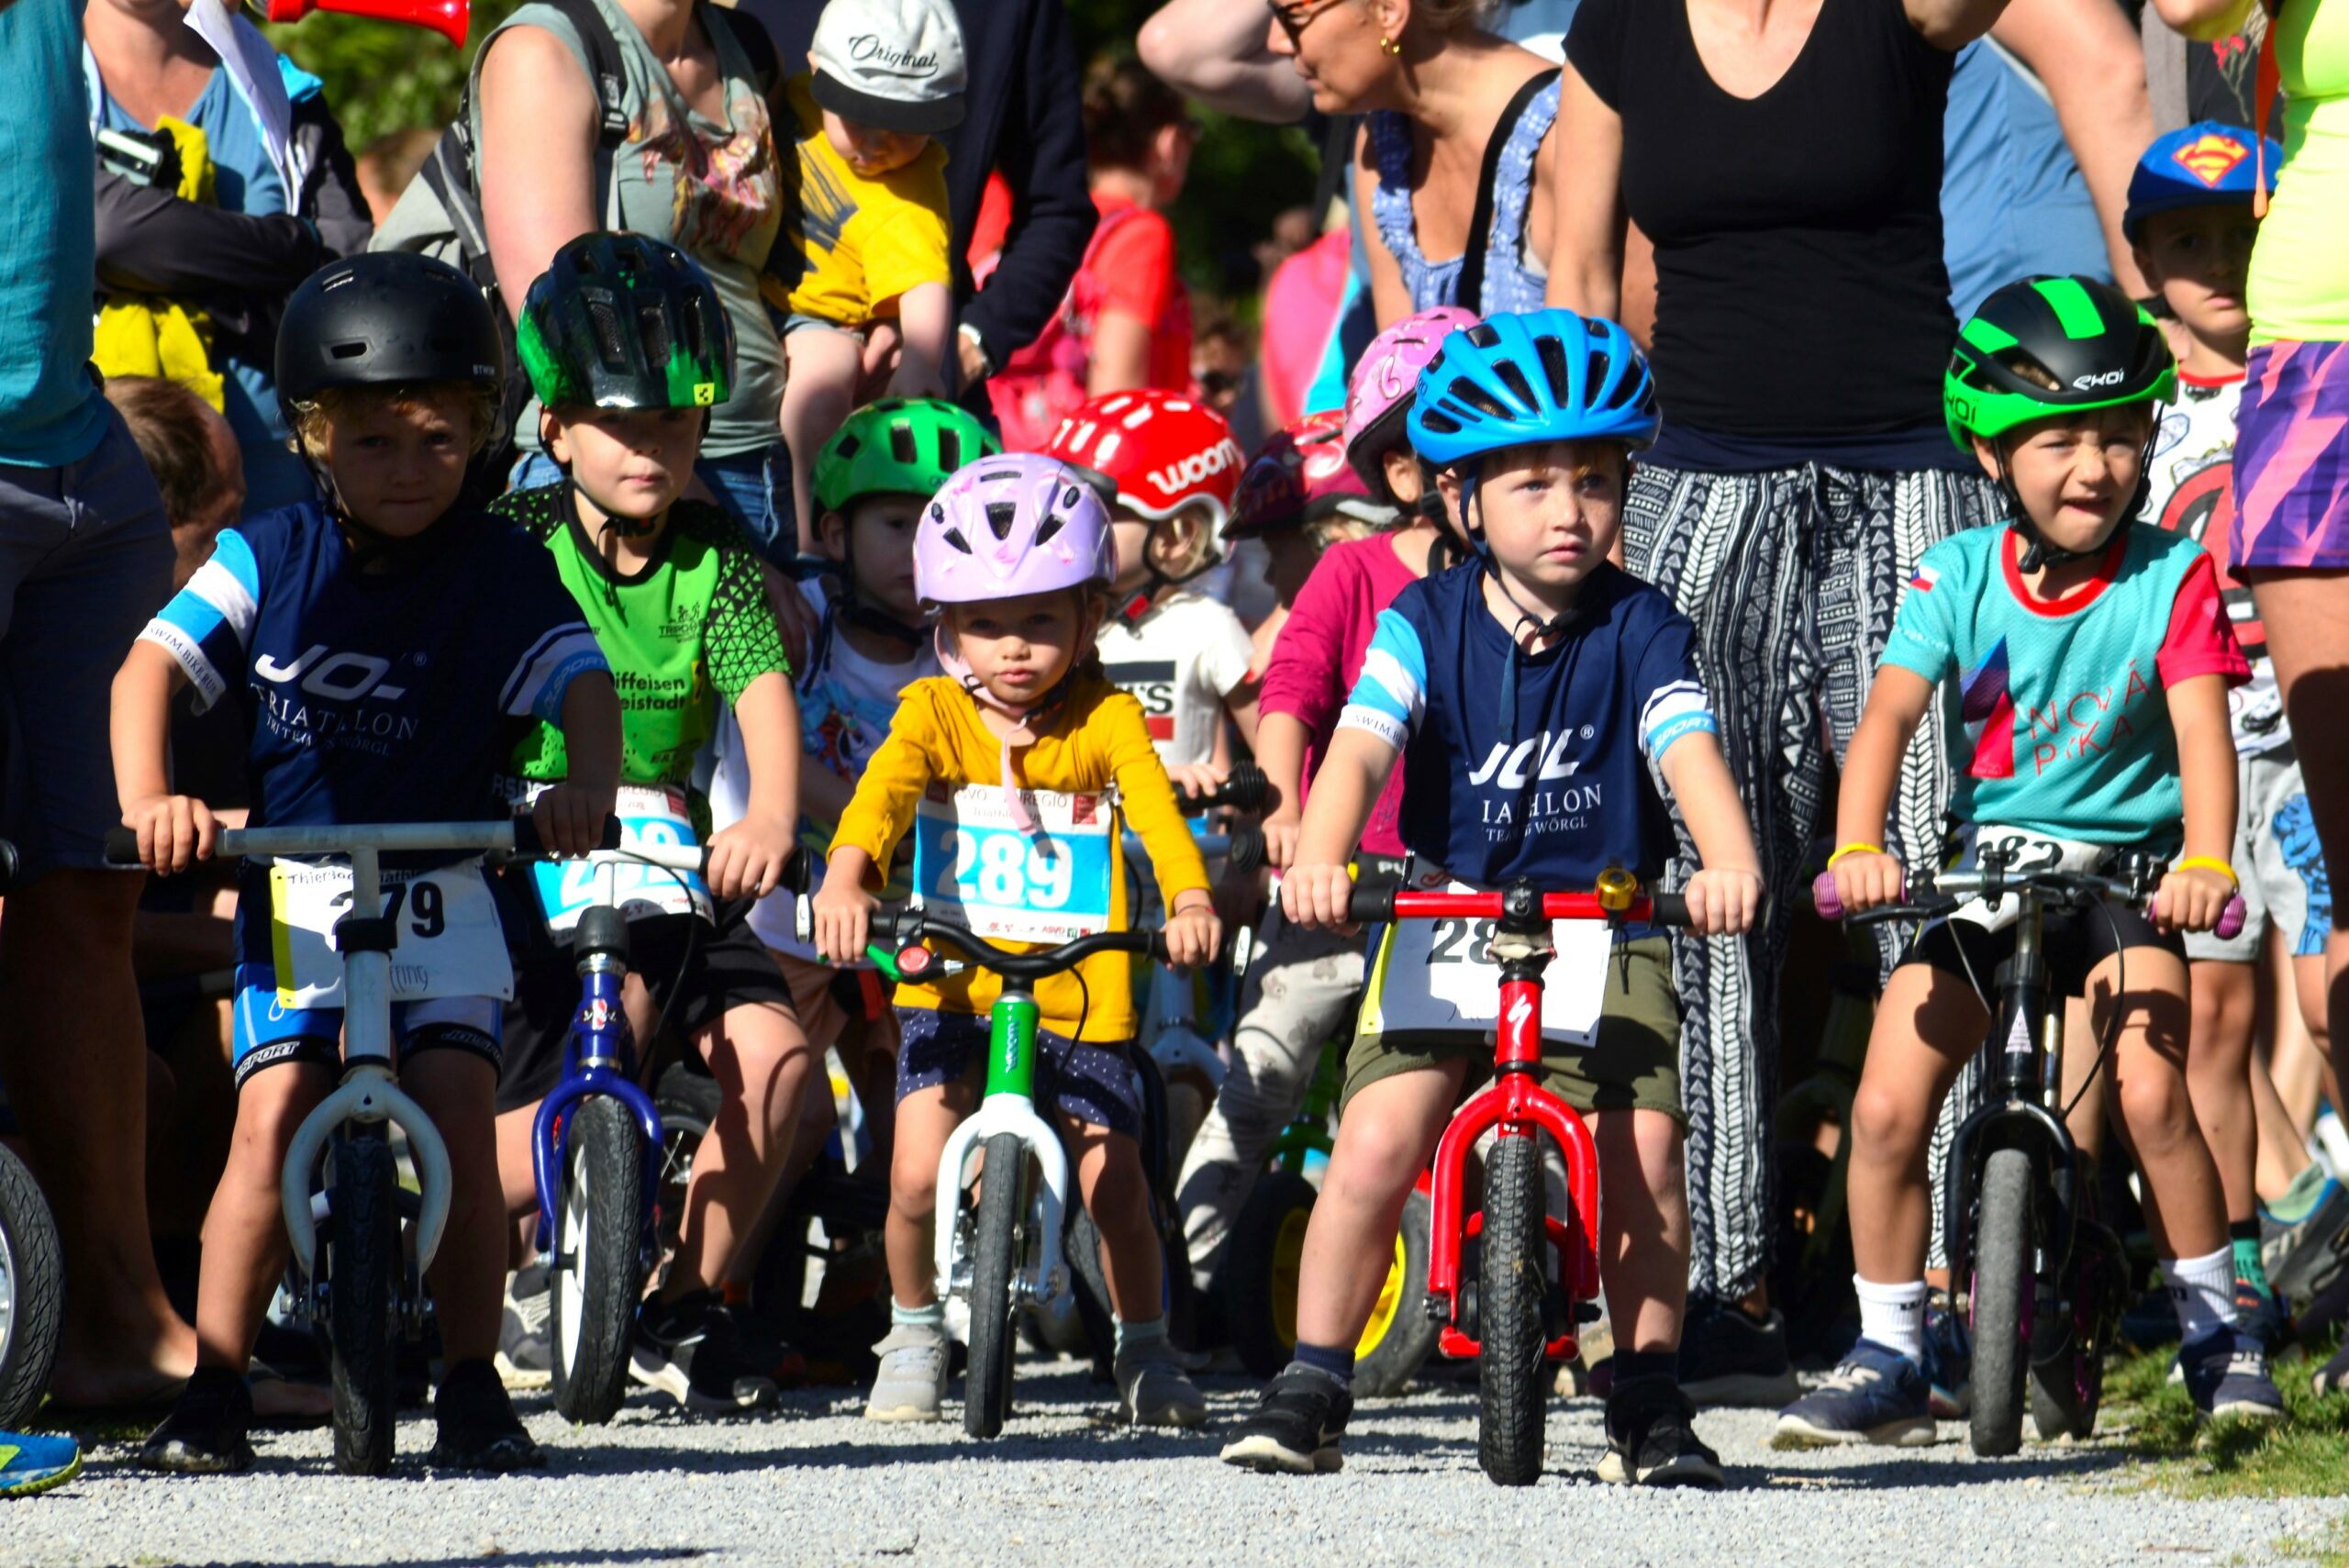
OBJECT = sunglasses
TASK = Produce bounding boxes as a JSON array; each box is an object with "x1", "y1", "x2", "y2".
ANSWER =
[{"x1": 1266, "y1": 0, "x2": 1349, "y2": 47}]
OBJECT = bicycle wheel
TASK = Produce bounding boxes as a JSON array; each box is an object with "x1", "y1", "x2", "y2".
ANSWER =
[
  {"x1": 1478, "y1": 1133, "x2": 1547, "y2": 1486},
  {"x1": 2030, "y1": 1218, "x2": 2122, "y2": 1441},
  {"x1": 1356, "y1": 1187, "x2": 1438, "y2": 1400},
  {"x1": 964, "y1": 1132, "x2": 1026, "y2": 1439},
  {"x1": 328, "y1": 1124, "x2": 399, "y2": 1475},
  {"x1": 1969, "y1": 1147, "x2": 2033, "y2": 1457},
  {"x1": 1222, "y1": 1170, "x2": 1318, "y2": 1381},
  {"x1": 551, "y1": 1095, "x2": 645, "y2": 1425},
  {"x1": 652, "y1": 1065, "x2": 719, "y2": 1284},
  {"x1": 0, "y1": 1144, "x2": 62, "y2": 1429}
]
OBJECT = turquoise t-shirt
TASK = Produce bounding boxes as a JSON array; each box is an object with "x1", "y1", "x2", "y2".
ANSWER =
[
  {"x1": 89, "y1": 39, "x2": 316, "y2": 512},
  {"x1": 1879, "y1": 523, "x2": 2249, "y2": 850},
  {"x1": 1, "y1": 0, "x2": 108, "y2": 469}
]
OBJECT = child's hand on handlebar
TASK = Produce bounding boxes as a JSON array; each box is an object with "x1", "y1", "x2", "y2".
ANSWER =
[
  {"x1": 1164, "y1": 761, "x2": 1228, "y2": 801},
  {"x1": 1831, "y1": 851, "x2": 1904, "y2": 917},
  {"x1": 809, "y1": 872, "x2": 876, "y2": 966},
  {"x1": 1163, "y1": 895, "x2": 1222, "y2": 968},
  {"x1": 1280, "y1": 862, "x2": 1356, "y2": 931},
  {"x1": 121, "y1": 792, "x2": 217, "y2": 873},
  {"x1": 533, "y1": 781, "x2": 616, "y2": 861},
  {"x1": 707, "y1": 813, "x2": 796, "y2": 901},
  {"x1": 2154, "y1": 862, "x2": 2233, "y2": 935},
  {"x1": 1684, "y1": 866, "x2": 1764, "y2": 936},
  {"x1": 1261, "y1": 807, "x2": 1301, "y2": 872}
]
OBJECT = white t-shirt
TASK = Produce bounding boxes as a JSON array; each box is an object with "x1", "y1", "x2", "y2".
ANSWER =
[
  {"x1": 710, "y1": 579, "x2": 939, "y2": 959},
  {"x1": 2143, "y1": 373, "x2": 2285, "y2": 755},
  {"x1": 1095, "y1": 590, "x2": 1255, "y2": 770}
]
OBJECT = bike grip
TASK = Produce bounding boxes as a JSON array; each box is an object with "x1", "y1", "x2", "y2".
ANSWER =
[
  {"x1": 103, "y1": 826, "x2": 143, "y2": 868},
  {"x1": 1647, "y1": 891, "x2": 1691, "y2": 929},
  {"x1": 1225, "y1": 827, "x2": 1265, "y2": 876},
  {"x1": 1811, "y1": 871, "x2": 1842, "y2": 922},
  {"x1": 1219, "y1": 761, "x2": 1269, "y2": 815},
  {"x1": 1346, "y1": 881, "x2": 1398, "y2": 925},
  {"x1": 508, "y1": 814, "x2": 625, "y2": 858},
  {"x1": 780, "y1": 845, "x2": 815, "y2": 897},
  {"x1": 2216, "y1": 893, "x2": 2247, "y2": 942}
]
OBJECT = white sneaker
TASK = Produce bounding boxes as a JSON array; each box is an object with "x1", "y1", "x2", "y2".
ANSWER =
[{"x1": 864, "y1": 1325, "x2": 949, "y2": 1422}]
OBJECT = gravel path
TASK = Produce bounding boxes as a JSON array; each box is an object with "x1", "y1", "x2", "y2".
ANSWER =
[{"x1": 15, "y1": 1362, "x2": 2342, "y2": 1568}]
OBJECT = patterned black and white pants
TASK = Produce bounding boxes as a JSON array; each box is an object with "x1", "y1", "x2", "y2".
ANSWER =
[{"x1": 1624, "y1": 460, "x2": 2002, "y2": 1302}]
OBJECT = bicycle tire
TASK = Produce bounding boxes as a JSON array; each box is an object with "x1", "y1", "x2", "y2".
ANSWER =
[
  {"x1": 2030, "y1": 1218, "x2": 2121, "y2": 1440},
  {"x1": 1478, "y1": 1132, "x2": 1547, "y2": 1486},
  {"x1": 1066, "y1": 1203, "x2": 1116, "y2": 1382},
  {"x1": 551, "y1": 1095, "x2": 645, "y2": 1425},
  {"x1": 0, "y1": 1143, "x2": 62, "y2": 1429},
  {"x1": 652, "y1": 1065, "x2": 719, "y2": 1282},
  {"x1": 964, "y1": 1131, "x2": 1025, "y2": 1439},
  {"x1": 1357, "y1": 1187, "x2": 1438, "y2": 1400},
  {"x1": 1969, "y1": 1147, "x2": 2033, "y2": 1457},
  {"x1": 329, "y1": 1125, "x2": 399, "y2": 1475}
]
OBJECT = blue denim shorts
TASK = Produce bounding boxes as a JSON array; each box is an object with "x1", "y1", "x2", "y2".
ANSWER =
[{"x1": 894, "y1": 1007, "x2": 1141, "y2": 1136}]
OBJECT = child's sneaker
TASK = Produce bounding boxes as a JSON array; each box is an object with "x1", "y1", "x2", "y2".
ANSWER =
[
  {"x1": 1921, "y1": 1293, "x2": 1972, "y2": 1418},
  {"x1": 632, "y1": 1288, "x2": 781, "y2": 1416},
  {"x1": 1676, "y1": 1297, "x2": 1800, "y2": 1407},
  {"x1": 2181, "y1": 1329, "x2": 2286, "y2": 1422},
  {"x1": 1597, "y1": 1378, "x2": 1722, "y2": 1488},
  {"x1": 1219, "y1": 1367, "x2": 1352, "y2": 1473},
  {"x1": 2236, "y1": 1275, "x2": 2288, "y2": 1353},
  {"x1": 426, "y1": 1358, "x2": 546, "y2": 1472},
  {"x1": 496, "y1": 1261, "x2": 552, "y2": 1387},
  {"x1": 0, "y1": 1431, "x2": 81, "y2": 1496},
  {"x1": 1771, "y1": 1340, "x2": 1935, "y2": 1448},
  {"x1": 864, "y1": 1323, "x2": 949, "y2": 1422},
  {"x1": 139, "y1": 1366, "x2": 256, "y2": 1474},
  {"x1": 2311, "y1": 1340, "x2": 2349, "y2": 1396},
  {"x1": 1115, "y1": 1339, "x2": 1207, "y2": 1427}
]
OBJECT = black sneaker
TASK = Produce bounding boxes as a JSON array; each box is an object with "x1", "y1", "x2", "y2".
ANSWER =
[
  {"x1": 1598, "y1": 1377, "x2": 1724, "y2": 1488},
  {"x1": 426, "y1": 1358, "x2": 546, "y2": 1472},
  {"x1": 1219, "y1": 1367, "x2": 1353, "y2": 1474},
  {"x1": 495, "y1": 1260, "x2": 551, "y2": 1388},
  {"x1": 1676, "y1": 1298, "x2": 1800, "y2": 1407},
  {"x1": 631, "y1": 1288, "x2": 781, "y2": 1415},
  {"x1": 139, "y1": 1366, "x2": 256, "y2": 1474},
  {"x1": 714, "y1": 1298, "x2": 807, "y2": 1389}
]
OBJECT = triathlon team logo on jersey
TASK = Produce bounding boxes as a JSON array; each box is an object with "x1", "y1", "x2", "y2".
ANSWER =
[
  {"x1": 1466, "y1": 727, "x2": 1607, "y2": 838},
  {"x1": 1103, "y1": 659, "x2": 1178, "y2": 742},
  {"x1": 251, "y1": 642, "x2": 424, "y2": 756}
]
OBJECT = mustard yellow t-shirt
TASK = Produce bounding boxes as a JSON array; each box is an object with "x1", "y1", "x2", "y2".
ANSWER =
[
  {"x1": 829, "y1": 672, "x2": 1211, "y2": 1042},
  {"x1": 767, "y1": 73, "x2": 952, "y2": 328}
]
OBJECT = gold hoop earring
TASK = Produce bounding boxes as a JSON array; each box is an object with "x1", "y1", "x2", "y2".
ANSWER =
[{"x1": 1379, "y1": 33, "x2": 1402, "y2": 55}]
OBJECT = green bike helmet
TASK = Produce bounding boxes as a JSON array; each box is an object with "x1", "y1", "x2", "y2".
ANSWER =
[
  {"x1": 1944, "y1": 275, "x2": 2176, "y2": 568},
  {"x1": 813, "y1": 398, "x2": 998, "y2": 516},
  {"x1": 518, "y1": 232, "x2": 736, "y2": 413}
]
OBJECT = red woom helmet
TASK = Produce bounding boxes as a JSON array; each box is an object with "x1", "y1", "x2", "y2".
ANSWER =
[
  {"x1": 1041, "y1": 390, "x2": 1246, "y2": 547},
  {"x1": 1222, "y1": 409, "x2": 1391, "y2": 540}
]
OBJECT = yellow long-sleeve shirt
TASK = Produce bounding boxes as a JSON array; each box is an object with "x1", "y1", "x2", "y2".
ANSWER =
[{"x1": 829, "y1": 673, "x2": 1211, "y2": 1041}]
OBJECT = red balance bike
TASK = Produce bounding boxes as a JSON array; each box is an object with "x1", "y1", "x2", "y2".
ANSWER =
[{"x1": 1345, "y1": 870, "x2": 1693, "y2": 1485}]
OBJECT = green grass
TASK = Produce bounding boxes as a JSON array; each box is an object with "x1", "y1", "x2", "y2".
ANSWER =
[{"x1": 2105, "y1": 1338, "x2": 2349, "y2": 1500}]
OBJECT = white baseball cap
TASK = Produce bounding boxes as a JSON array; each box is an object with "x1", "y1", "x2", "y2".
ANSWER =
[{"x1": 810, "y1": 0, "x2": 967, "y2": 136}]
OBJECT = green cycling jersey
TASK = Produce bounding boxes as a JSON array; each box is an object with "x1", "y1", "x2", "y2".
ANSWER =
[{"x1": 495, "y1": 484, "x2": 789, "y2": 787}]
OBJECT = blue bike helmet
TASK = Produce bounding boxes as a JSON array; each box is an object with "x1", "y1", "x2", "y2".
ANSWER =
[
  {"x1": 1407, "y1": 309, "x2": 1660, "y2": 468},
  {"x1": 2124, "y1": 121, "x2": 2280, "y2": 241}
]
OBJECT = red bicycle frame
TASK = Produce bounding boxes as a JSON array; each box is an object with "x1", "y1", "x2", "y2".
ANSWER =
[{"x1": 1375, "y1": 885, "x2": 1663, "y2": 1363}]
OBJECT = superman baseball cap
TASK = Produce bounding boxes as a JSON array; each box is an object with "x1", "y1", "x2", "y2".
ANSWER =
[
  {"x1": 811, "y1": 0, "x2": 967, "y2": 135},
  {"x1": 2125, "y1": 120, "x2": 2281, "y2": 240}
]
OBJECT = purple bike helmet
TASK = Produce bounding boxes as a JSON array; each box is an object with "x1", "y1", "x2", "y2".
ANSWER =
[
  {"x1": 914, "y1": 452, "x2": 1116, "y2": 608},
  {"x1": 1344, "y1": 305, "x2": 1478, "y2": 489}
]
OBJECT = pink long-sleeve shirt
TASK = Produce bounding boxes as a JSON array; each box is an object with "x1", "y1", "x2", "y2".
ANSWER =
[{"x1": 1258, "y1": 534, "x2": 1421, "y2": 859}]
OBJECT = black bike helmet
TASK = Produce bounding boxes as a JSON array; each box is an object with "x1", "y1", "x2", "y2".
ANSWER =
[
  {"x1": 1944, "y1": 275, "x2": 2176, "y2": 570},
  {"x1": 274, "y1": 251, "x2": 504, "y2": 424},
  {"x1": 517, "y1": 232, "x2": 736, "y2": 413}
]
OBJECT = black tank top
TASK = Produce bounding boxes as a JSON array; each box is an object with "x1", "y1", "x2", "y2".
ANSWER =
[{"x1": 1567, "y1": 0, "x2": 1957, "y2": 454}]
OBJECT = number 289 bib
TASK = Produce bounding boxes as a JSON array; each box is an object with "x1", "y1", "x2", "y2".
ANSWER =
[
  {"x1": 909, "y1": 783, "x2": 1118, "y2": 943},
  {"x1": 267, "y1": 858, "x2": 512, "y2": 1008},
  {"x1": 1358, "y1": 878, "x2": 1614, "y2": 1048}
]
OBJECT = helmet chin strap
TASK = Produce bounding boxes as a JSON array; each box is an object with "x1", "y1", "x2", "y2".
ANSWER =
[{"x1": 933, "y1": 598, "x2": 1101, "y2": 841}]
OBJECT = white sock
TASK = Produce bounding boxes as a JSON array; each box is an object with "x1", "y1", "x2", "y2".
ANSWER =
[
  {"x1": 1853, "y1": 1275, "x2": 1929, "y2": 1365},
  {"x1": 2163, "y1": 1245, "x2": 2238, "y2": 1346}
]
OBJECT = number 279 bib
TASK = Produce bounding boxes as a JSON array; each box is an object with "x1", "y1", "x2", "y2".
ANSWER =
[
  {"x1": 267, "y1": 858, "x2": 512, "y2": 1008},
  {"x1": 909, "y1": 784, "x2": 1117, "y2": 943}
]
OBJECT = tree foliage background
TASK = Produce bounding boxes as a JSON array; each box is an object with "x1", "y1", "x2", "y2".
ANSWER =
[{"x1": 266, "y1": 0, "x2": 1322, "y2": 310}]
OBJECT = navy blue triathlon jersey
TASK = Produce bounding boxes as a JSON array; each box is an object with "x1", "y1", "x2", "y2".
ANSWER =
[
  {"x1": 139, "y1": 502, "x2": 607, "y2": 829},
  {"x1": 1338, "y1": 561, "x2": 1716, "y2": 888}
]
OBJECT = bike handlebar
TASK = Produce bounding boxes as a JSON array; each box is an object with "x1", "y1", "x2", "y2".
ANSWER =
[
  {"x1": 1809, "y1": 866, "x2": 2246, "y2": 941},
  {"x1": 1342, "y1": 881, "x2": 1694, "y2": 929},
  {"x1": 103, "y1": 818, "x2": 813, "y2": 886},
  {"x1": 862, "y1": 907, "x2": 1173, "y2": 983},
  {"x1": 1176, "y1": 761, "x2": 1267, "y2": 817}
]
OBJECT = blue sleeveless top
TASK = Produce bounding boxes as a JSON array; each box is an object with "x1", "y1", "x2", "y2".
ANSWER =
[{"x1": 1368, "y1": 74, "x2": 1560, "y2": 317}]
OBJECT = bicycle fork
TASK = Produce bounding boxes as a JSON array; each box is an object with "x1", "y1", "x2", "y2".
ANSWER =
[
  {"x1": 529, "y1": 904, "x2": 664, "y2": 1257},
  {"x1": 935, "y1": 988, "x2": 1074, "y2": 1320}
]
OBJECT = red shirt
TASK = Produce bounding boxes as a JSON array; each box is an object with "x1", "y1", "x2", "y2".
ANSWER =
[{"x1": 1085, "y1": 191, "x2": 1192, "y2": 393}]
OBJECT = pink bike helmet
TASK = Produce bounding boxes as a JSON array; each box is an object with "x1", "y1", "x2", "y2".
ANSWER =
[
  {"x1": 1224, "y1": 410, "x2": 1392, "y2": 540},
  {"x1": 1344, "y1": 305, "x2": 1478, "y2": 489},
  {"x1": 914, "y1": 452, "x2": 1116, "y2": 608}
]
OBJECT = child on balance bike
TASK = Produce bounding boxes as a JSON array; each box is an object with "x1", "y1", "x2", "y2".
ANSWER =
[{"x1": 1223, "y1": 310, "x2": 1763, "y2": 1485}]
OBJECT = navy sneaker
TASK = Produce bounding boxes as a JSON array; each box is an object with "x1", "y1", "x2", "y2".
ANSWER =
[
  {"x1": 2236, "y1": 1276, "x2": 2288, "y2": 1353},
  {"x1": 1677, "y1": 1297, "x2": 1800, "y2": 1407},
  {"x1": 1772, "y1": 1339, "x2": 1935, "y2": 1449},
  {"x1": 1220, "y1": 1367, "x2": 1352, "y2": 1474},
  {"x1": 2180, "y1": 1329, "x2": 2286, "y2": 1423},
  {"x1": 1921, "y1": 1293, "x2": 1971, "y2": 1419}
]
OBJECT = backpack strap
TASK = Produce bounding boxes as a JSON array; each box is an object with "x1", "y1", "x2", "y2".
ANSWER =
[
  {"x1": 538, "y1": 0, "x2": 633, "y2": 152},
  {"x1": 1455, "y1": 67, "x2": 1559, "y2": 314},
  {"x1": 705, "y1": 3, "x2": 779, "y2": 97}
]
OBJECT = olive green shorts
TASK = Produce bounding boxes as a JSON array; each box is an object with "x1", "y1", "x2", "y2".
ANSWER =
[{"x1": 1340, "y1": 935, "x2": 1683, "y2": 1124}]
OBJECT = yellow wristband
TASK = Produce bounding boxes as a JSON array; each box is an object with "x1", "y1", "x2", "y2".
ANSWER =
[
  {"x1": 2176, "y1": 856, "x2": 2239, "y2": 887},
  {"x1": 1826, "y1": 842, "x2": 1884, "y2": 870}
]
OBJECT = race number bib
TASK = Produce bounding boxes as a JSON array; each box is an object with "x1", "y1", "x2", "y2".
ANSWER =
[
  {"x1": 1943, "y1": 824, "x2": 2114, "y2": 934},
  {"x1": 523, "y1": 784, "x2": 715, "y2": 933},
  {"x1": 268, "y1": 858, "x2": 512, "y2": 1007},
  {"x1": 1359, "y1": 879, "x2": 1614, "y2": 1046},
  {"x1": 910, "y1": 783, "x2": 1117, "y2": 943}
]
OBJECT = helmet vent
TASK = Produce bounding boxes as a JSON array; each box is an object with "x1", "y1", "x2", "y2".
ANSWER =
[
  {"x1": 328, "y1": 340, "x2": 367, "y2": 361},
  {"x1": 890, "y1": 423, "x2": 918, "y2": 465},
  {"x1": 938, "y1": 429, "x2": 963, "y2": 470},
  {"x1": 635, "y1": 301, "x2": 673, "y2": 369},
  {"x1": 1451, "y1": 380, "x2": 1514, "y2": 421},
  {"x1": 1035, "y1": 514, "x2": 1063, "y2": 548},
  {"x1": 1418, "y1": 407, "x2": 1463, "y2": 436},
  {"x1": 835, "y1": 435, "x2": 862, "y2": 461},
  {"x1": 1464, "y1": 322, "x2": 1500, "y2": 350},
  {"x1": 1493, "y1": 361, "x2": 1537, "y2": 412},
  {"x1": 1537, "y1": 336, "x2": 1573, "y2": 402},
  {"x1": 985, "y1": 500, "x2": 1019, "y2": 539},
  {"x1": 941, "y1": 526, "x2": 974, "y2": 554},
  {"x1": 587, "y1": 297, "x2": 629, "y2": 369}
]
